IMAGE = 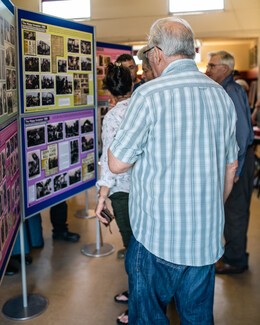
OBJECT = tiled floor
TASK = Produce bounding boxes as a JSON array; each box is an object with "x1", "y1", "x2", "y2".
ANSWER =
[{"x1": 0, "y1": 188, "x2": 260, "y2": 325}]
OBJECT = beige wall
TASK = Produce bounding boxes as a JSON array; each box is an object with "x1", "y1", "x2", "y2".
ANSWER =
[{"x1": 12, "y1": 0, "x2": 40, "y2": 12}]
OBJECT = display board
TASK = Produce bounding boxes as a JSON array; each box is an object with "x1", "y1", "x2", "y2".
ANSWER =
[
  {"x1": 21, "y1": 110, "x2": 96, "y2": 217},
  {"x1": 17, "y1": 9, "x2": 95, "y2": 114},
  {"x1": 17, "y1": 9, "x2": 97, "y2": 218},
  {"x1": 0, "y1": 0, "x2": 17, "y2": 130},
  {"x1": 96, "y1": 42, "x2": 132, "y2": 153},
  {"x1": 0, "y1": 0, "x2": 20, "y2": 284},
  {"x1": 0, "y1": 120, "x2": 20, "y2": 281}
]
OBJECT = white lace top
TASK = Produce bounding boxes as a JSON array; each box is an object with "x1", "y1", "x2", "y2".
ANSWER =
[{"x1": 96, "y1": 98, "x2": 131, "y2": 196}]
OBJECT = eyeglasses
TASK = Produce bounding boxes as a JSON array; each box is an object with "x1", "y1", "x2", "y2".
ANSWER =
[
  {"x1": 206, "y1": 63, "x2": 224, "y2": 69},
  {"x1": 143, "y1": 46, "x2": 162, "y2": 59}
]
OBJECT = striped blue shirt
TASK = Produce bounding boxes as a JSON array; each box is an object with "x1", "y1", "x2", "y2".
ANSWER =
[{"x1": 110, "y1": 59, "x2": 238, "y2": 266}]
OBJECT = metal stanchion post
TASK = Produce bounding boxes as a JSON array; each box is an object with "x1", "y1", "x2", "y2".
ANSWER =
[
  {"x1": 75, "y1": 190, "x2": 95, "y2": 219},
  {"x1": 2, "y1": 221, "x2": 48, "y2": 321},
  {"x1": 81, "y1": 218, "x2": 115, "y2": 257}
]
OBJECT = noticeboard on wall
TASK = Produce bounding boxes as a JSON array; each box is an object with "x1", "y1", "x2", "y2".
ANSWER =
[{"x1": 17, "y1": 9, "x2": 95, "y2": 114}]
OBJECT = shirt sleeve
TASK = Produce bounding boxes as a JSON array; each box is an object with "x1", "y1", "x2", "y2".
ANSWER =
[
  {"x1": 110, "y1": 92, "x2": 150, "y2": 164},
  {"x1": 226, "y1": 85, "x2": 253, "y2": 175},
  {"x1": 225, "y1": 96, "x2": 239, "y2": 165}
]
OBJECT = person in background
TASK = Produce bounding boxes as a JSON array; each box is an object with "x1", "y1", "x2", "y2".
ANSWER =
[
  {"x1": 252, "y1": 98, "x2": 260, "y2": 126},
  {"x1": 108, "y1": 17, "x2": 238, "y2": 324},
  {"x1": 51, "y1": 201, "x2": 80, "y2": 242},
  {"x1": 6, "y1": 201, "x2": 80, "y2": 276},
  {"x1": 95, "y1": 62, "x2": 133, "y2": 325},
  {"x1": 5, "y1": 213, "x2": 43, "y2": 276},
  {"x1": 137, "y1": 45, "x2": 155, "y2": 82},
  {"x1": 206, "y1": 51, "x2": 255, "y2": 274},
  {"x1": 115, "y1": 54, "x2": 144, "y2": 90}
]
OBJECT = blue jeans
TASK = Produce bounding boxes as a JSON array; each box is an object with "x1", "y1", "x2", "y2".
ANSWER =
[{"x1": 125, "y1": 237, "x2": 215, "y2": 325}]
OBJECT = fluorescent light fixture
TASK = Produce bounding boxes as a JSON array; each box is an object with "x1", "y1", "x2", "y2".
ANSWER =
[
  {"x1": 169, "y1": 0, "x2": 224, "y2": 14},
  {"x1": 42, "y1": 0, "x2": 90, "y2": 19}
]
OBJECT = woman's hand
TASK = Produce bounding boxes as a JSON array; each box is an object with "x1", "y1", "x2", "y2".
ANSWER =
[{"x1": 95, "y1": 194, "x2": 109, "y2": 225}]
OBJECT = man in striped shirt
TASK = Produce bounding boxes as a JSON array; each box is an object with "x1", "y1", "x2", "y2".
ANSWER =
[{"x1": 108, "y1": 17, "x2": 238, "y2": 324}]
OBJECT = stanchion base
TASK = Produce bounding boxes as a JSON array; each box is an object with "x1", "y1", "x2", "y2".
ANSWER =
[
  {"x1": 2, "y1": 294, "x2": 48, "y2": 321},
  {"x1": 81, "y1": 243, "x2": 115, "y2": 257},
  {"x1": 75, "y1": 209, "x2": 96, "y2": 219}
]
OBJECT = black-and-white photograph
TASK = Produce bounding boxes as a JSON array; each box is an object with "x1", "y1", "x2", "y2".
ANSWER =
[
  {"x1": 6, "y1": 69, "x2": 15, "y2": 90},
  {"x1": 25, "y1": 56, "x2": 39, "y2": 72},
  {"x1": 47, "y1": 122, "x2": 63, "y2": 142},
  {"x1": 36, "y1": 178, "x2": 52, "y2": 199},
  {"x1": 6, "y1": 140, "x2": 10, "y2": 158},
  {"x1": 9, "y1": 24, "x2": 15, "y2": 45},
  {"x1": 6, "y1": 46, "x2": 15, "y2": 67},
  {"x1": 81, "y1": 136, "x2": 94, "y2": 152},
  {"x1": 67, "y1": 38, "x2": 79, "y2": 53},
  {"x1": 104, "y1": 56, "x2": 111, "y2": 66},
  {"x1": 27, "y1": 150, "x2": 40, "y2": 178},
  {"x1": 81, "y1": 117, "x2": 93, "y2": 133},
  {"x1": 98, "y1": 55, "x2": 104, "y2": 66},
  {"x1": 27, "y1": 126, "x2": 45, "y2": 147},
  {"x1": 48, "y1": 153, "x2": 58, "y2": 170},
  {"x1": 53, "y1": 173, "x2": 68, "y2": 192},
  {"x1": 25, "y1": 74, "x2": 39, "y2": 89},
  {"x1": 24, "y1": 30, "x2": 36, "y2": 40},
  {"x1": 1, "y1": 151, "x2": 5, "y2": 178},
  {"x1": 70, "y1": 139, "x2": 79, "y2": 164},
  {"x1": 0, "y1": 85, "x2": 3, "y2": 116},
  {"x1": 57, "y1": 59, "x2": 67, "y2": 73},
  {"x1": 42, "y1": 92, "x2": 55, "y2": 106},
  {"x1": 56, "y1": 75, "x2": 72, "y2": 94},
  {"x1": 97, "y1": 67, "x2": 104, "y2": 76},
  {"x1": 81, "y1": 40, "x2": 91, "y2": 54},
  {"x1": 4, "y1": 19, "x2": 10, "y2": 43},
  {"x1": 7, "y1": 92, "x2": 13, "y2": 113},
  {"x1": 0, "y1": 17, "x2": 4, "y2": 47},
  {"x1": 26, "y1": 91, "x2": 40, "y2": 108},
  {"x1": 37, "y1": 40, "x2": 50, "y2": 55},
  {"x1": 68, "y1": 56, "x2": 80, "y2": 70},
  {"x1": 41, "y1": 74, "x2": 54, "y2": 89},
  {"x1": 0, "y1": 49, "x2": 5, "y2": 80},
  {"x1": 68, "y1": 168, "x2": 81, "y2": 185},
  {"x1": 0, "y1": 153, "x2": 2, "y2": 182},
  {"x1": 40, "y1": 58, "x2": 51, "y2": 72},
  {"x1": 65, "y1": 119, "x2": 79, "y2": 138},
  {"x1": 81, "y1": 57, "x2": 92, "y2": 71},
  {"x1": 87, "y1": 162, "x2": 95, "y2": 173}
]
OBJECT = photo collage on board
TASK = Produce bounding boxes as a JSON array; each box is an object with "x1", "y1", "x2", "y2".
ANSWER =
[
  {"x1": 0, "y1": 14, "x2": 17, "y2": 123},
  {"x1": 25, "y1": 111, "x2": 95, "y2": 206},
  {"x1": 0, "y1": 124, "x2": 20, "y2": 263},
  {"x1": 22, "y1": 20, "x2": 94, "y2": 112}
]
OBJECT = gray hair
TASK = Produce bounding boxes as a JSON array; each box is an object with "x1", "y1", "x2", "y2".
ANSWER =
[
  {"x1": 137, "y1": 45, "x2": 152, "y2": 69},
  {"x1": 148, "y1": 17, "x2": 195, "y2": 59},
  {"x1": 208, "y1": 51, "x2": 235, "y2": 70}
]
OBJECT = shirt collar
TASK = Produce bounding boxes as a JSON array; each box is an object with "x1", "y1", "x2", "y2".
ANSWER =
[{"x1": 161, "y1": 59, "x2": 198, "y2": 76}]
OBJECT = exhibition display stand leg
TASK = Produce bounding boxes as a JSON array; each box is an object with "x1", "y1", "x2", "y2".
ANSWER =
[
  {"x1": 2, "y1": 221, "x2": 48, "y2": 321},
  {"x1": 75, "y1": 190, "x2": 96, "y2": 219},
  {"x1": 81, "y1": 218, "x2": 114, "y2": 257}
]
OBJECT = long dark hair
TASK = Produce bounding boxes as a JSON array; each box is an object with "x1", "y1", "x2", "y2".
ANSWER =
[{"x1": 102, "y1": 63, "x2": 132, "y2": 97}]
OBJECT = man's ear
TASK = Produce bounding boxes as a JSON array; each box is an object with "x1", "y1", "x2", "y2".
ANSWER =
[{"x1": 154, "y1": 47, "x2": 162, "y2": 64}]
